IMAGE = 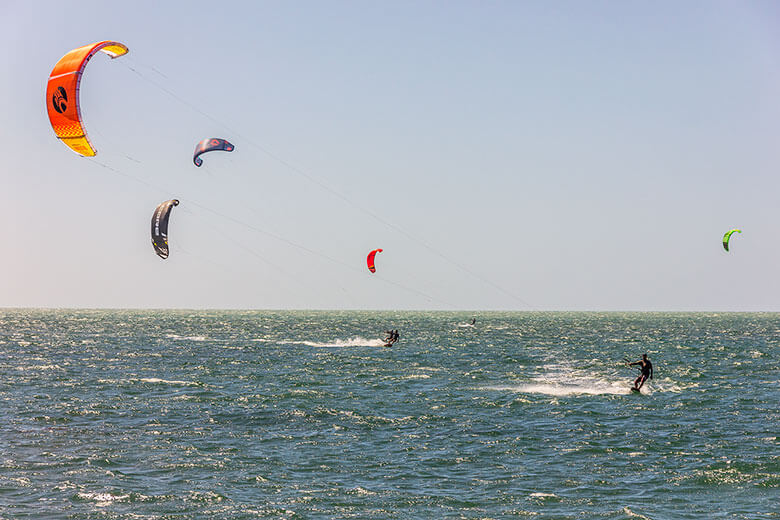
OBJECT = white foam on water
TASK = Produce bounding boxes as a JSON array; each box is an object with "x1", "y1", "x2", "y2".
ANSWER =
[
  {"x1": 138, "y1": 377, "x2": 200, "y2": 386},
  {"x1": 15, "y1": 364, "x2": 62, "y2": 371},
  {"x1": 623, "y1": 507, "x2": 652, "y2": 519},
  {"x1": 165, "y1": 334, "x2": 207, "y2": 341},
  {"x1": 280, "y1": 336, "x2": 386, "y2": 348},
  {"x1": 98, "y1": 377, "x2": 201, "y2": 387},
  {"x1": 488, "y1": 381, "x2": 630, "y2": 396},
  {"x1": 348, "y1": 486, "x2": 377, "y2": 496},
  {"x1": 77, "y1": 491, "x2": 129, "y2": 506},
  {"x1": 484, "y1": 360, "x2": 653, "y2": 396}
]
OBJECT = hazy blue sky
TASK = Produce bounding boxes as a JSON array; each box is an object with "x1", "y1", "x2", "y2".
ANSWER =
[{"x1": 2, "y1": 1, "x2": 779, "y2": 310}]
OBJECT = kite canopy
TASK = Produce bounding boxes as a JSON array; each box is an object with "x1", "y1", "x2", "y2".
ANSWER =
[
  {"x1": 46, "y1": 41, "x2": 129, "y2": 157},
  {"x1": 722, "y1": 229, "x2": 741, "y2": 252},
  {"x1": 193, "y1": 138, "x2": 235, "y2": 167},
  {"x1": 367, "y1": 248, "x2": 383, "y2": 273},
  {"x1": 151, "y1": 199, "x2": 179, "y2": 259}
]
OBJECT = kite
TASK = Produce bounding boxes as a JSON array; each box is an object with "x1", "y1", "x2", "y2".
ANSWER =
[
  {"x1": 193, "y1": 138, "x2": 235, "y2": 167},
  {"x1": 367, "y1": 249, "x2": 383, "y2": 273},
  {"x1": 46, "y1": 41, "x2": 129, "y2": 156},
  {"x1": 722, "y1": 229, "x2": 741, "y2": 252},
  {"x1": 151, "y1": 199, "x2": 179, "y2": 259}
]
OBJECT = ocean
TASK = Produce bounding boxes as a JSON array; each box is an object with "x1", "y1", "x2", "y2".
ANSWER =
[{"x1": 1, "y1": 310, "x2": 777, "y2": 519}]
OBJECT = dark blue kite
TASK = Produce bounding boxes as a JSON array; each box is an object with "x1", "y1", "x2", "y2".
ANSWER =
[{"x1": 193, "y1": 138, "x2": 235, "y2": 167}]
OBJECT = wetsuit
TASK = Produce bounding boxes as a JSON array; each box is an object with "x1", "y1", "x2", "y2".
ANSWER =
[{"x1": 631, "y1": 359, "x2": 653, "y2": 389}]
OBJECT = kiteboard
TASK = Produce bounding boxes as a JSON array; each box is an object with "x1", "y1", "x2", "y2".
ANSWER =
[
  {"x1": 383, "y1": 342, "x2": 393, "y2": 348},
  {"x1": 630, "y1": 387, "x2": 641, "y2": 394}
]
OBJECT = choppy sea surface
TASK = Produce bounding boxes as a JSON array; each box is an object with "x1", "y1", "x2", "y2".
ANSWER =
[{"x1": 0, "y1": 310, "x2": 778, "y2": 519}]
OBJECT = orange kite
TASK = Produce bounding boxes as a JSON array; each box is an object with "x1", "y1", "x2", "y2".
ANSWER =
[{"x1": 46, "y1": 41, "x2": 128, "y2": 156}]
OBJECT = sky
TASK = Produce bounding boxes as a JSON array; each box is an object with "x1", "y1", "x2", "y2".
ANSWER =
[{"x1": 1, "y1": 1, "x2": 780, "y2": 311}]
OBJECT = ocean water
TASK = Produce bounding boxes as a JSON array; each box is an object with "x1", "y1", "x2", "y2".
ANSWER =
[{"x1": 0, "y1": 310, "x2": 778, "y2": 519}]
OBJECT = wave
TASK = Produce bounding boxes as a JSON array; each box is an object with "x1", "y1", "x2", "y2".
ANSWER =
[
  {"x1": 138, "y1": 377, "x2": 200, "y2": 386},
  {"x1": 75, "y1": 491, "x2": 129, "y2": 505},
  {"x1": 97, "y1": 377, "x2": 201, "y2": 387},
  {"x1": 15, "y1": 364, "x2": 63, "y2": 371}
]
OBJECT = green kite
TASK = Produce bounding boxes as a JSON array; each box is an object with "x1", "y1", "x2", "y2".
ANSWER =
[{"x1": 722, "y1": 229, "x2": 741, "y2": 252}]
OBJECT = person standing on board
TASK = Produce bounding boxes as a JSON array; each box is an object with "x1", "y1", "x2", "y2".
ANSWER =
[
  {"x1": 383, "y1": 329, "x2": 399, "y2": 346},
  {"x1": 629, "y1": 353, "x2": 653, "y2": 391}
]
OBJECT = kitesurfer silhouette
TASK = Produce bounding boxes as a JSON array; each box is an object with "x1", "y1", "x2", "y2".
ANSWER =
[{"x1": 628, "y1": 353, "x2": 653, "y2": 391}]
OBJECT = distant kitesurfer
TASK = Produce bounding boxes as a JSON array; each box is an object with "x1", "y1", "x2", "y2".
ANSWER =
[
  {"x1": 384, "y1": 329, "x2": 398, "y2": 346},
  {"x1": 628, "y1": 353, "x2": 653, "y2": 390},
  {"x1": 471, "y1": 318, "x2": 476, "y2": 325}
]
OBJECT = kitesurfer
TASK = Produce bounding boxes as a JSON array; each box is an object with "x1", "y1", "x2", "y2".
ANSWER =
[
  {"x1": 628, "y1": 353, "x2": 653, "y2": 390},
  {"x1": 383, "y1": 330, "x2": 399, "y2": 346},
  {"x1": 471, "y1": 318, "x2": 476, "y2": 325}
]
